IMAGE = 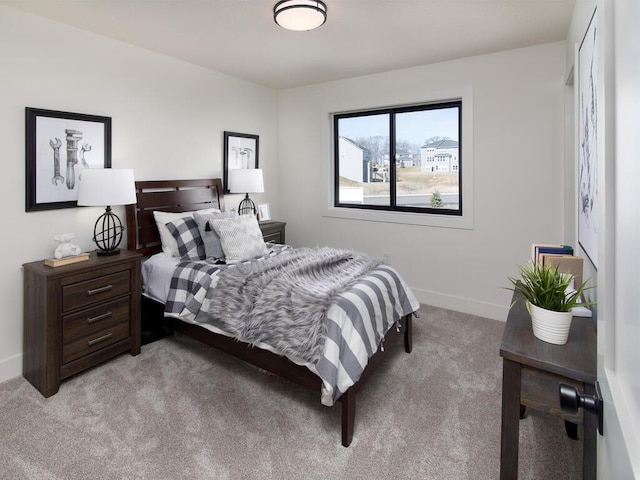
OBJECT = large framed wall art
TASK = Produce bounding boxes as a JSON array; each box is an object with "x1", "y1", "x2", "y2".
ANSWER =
[
  {"x1": 223, "y1": 131, "x2": 259, "y2": 194},
  {"x1": 25, "y1": 107, "x2": 112, "y2": 212},
  {"x1": 577, "y1": 10, "x2": 598, "y2": 269}
]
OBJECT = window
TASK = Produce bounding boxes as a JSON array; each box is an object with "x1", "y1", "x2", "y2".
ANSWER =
[{"x1": 334, "y1": 101, "x2": 462, "y2": 215}]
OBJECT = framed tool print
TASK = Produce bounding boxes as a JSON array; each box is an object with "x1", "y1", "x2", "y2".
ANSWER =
[
  {"x1": 223, "y1": 131, "x2": 259, "y2": 194},
  {"x1": 25, "y1": 107, "x2": 112, "y2": 212}
]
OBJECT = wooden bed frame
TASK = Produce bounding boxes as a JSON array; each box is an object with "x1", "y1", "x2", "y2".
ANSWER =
[{"x1": 125, "y1": 178, "x2": 413, "y2": 447}]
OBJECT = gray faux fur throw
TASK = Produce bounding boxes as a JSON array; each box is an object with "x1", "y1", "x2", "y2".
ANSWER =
[{"x1": 204, "y1": 247, "x2": 382, "y2": 363}]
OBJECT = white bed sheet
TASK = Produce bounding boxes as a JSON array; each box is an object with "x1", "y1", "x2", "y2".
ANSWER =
[{"x1": 141, "y1": 252, "x2": 180, "y2": 304}]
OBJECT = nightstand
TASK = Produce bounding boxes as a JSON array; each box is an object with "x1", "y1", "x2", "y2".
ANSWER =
[
  {"x1": 259, "y1": 220, "x2": 286, "y2": 245},
  {"x1": 22, "y1": 250, "x2": 142, "y2": 397},
  {"x1": 499, "y1": 289, "x2": 596, "y2": 479}
]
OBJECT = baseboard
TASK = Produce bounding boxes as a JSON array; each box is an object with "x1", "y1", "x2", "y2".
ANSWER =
[
  {"x1": 0, "y1": 352, "x2": 22, "y2": 384},
  {"x1": 411, "y1": 286, "x2": 510, "y2": 322}
]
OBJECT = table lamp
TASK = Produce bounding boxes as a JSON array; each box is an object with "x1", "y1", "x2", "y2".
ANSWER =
[
  {"x1": 77, "y1": 168, "x2": 136, "y2": 255},
  {"x1": 228, "y1": 168, "x2": 264, "y2": 216}
]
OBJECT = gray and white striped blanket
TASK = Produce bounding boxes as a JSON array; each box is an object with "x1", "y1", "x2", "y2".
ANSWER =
[{"x1": 165, "y1": 244, "x2": 419, "y2": 406}]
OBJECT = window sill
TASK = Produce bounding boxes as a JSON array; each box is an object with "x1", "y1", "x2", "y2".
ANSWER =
[{"x1": 321, "y1": 204, "x2": 473, "y2": 229}]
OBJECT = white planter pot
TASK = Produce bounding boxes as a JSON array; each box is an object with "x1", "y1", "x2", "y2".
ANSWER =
[{"x1": 528, "y1": 302, "x2": 573, "y2": 345}]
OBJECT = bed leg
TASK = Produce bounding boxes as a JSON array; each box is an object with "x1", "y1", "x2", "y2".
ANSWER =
[
  {"x1": 341, "y1": 389, "x2": 355, "y2": 447},
  {"x1": 404, "y1": 314, "x2": 413, "y2": 353}
]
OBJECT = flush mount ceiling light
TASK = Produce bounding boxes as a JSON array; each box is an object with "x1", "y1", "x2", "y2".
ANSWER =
[{"x1": 274, "y1": 0, "x2": 327, "y2": 31}]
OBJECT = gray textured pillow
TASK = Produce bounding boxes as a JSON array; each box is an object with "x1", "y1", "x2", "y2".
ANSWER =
[
  {"x1": 193, "y1": 210, "x2": 238, "y2": 260},
  {"x1": 210, "y1": 214, "x2": 267, "y2": 264}
]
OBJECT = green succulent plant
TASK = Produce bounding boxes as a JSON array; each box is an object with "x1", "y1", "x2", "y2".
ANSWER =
[{"x1": 507, "y1": 262, "x2": 595, "y2": 312}]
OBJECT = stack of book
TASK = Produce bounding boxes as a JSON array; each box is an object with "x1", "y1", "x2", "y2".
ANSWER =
[
  {"x1": 44, "y1": 252, "x2": 90, "y2": 267},
  {"x1": 531, "y1": 243, "x2": 591, "y2": 317},
  {"x1": 530, "y1": 243, "x2": 583, "y2": 289}
]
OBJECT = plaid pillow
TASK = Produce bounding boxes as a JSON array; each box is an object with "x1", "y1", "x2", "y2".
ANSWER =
[
  {"x1": 166, "y1": 217, "x2": 206, "y2": 260},
  {"x1": 153, "y1": 208, "x2": 220, "y2": 257}
]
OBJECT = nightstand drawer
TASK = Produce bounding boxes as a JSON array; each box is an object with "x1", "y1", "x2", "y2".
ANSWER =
[
  {"x1": 63, "y1": 297, "x2": 130, "y2": 342},
  {"x1": 259, "y1": 221, "x2": 286, "y2": 245},
  {"x1": 62, "y1": 270, "x2": 130, "y2": 312},
  {"x1": 62, "y1": 320, "x2": 130, "y2": 364},
  {"x1": 262, "y1": 232, "x2": 282, "y2": 244}
]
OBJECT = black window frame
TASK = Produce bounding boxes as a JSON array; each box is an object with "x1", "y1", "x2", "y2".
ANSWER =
[{"x1": 333, "y1": 100, "x2": 462, "y2": 216}]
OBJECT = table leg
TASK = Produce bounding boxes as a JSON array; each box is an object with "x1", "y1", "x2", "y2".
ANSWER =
[
  {"x1": 404, "y1": 314, "x2": 413, "y2": 353},
  {"x1": 564, "y1": 421, "x2": 578, "y2": 440},
  {"x1": 501, "y1": 359, "x2": 522, "y2": 480},
  {"x1": 582, "y1": 383, "x2": 597, "y2": 480},
  {"x1": 341, "y1": 388, "x2": 355, "y2": 447}
]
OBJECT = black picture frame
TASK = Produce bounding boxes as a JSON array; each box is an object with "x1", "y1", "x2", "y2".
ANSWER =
[
  {"x1": 223, "y1": 131, "x2": 259, "y2": 194},
  {"x1": 577, "y1": 9, "x2": 598, "y2": 269},
  {"x1": 25, "y1": 107, "x2": 112, "y2": 212}
]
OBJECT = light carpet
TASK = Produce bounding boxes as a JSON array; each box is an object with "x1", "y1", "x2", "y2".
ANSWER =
[{"x1": 0, "y1": 304, "x2": 582, "y2": 479}]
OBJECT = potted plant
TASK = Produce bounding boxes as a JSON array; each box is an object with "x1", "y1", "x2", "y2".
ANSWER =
[{"x1": 507, "y1": 262, "x2": 595, "y2": 345}]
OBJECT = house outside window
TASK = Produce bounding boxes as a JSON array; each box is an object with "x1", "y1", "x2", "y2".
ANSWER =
[{"x1": 334, "y1": 100, "x2": 462, "y2": 215}]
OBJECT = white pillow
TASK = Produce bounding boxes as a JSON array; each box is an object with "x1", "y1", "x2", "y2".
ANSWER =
[
  {"x1": 153, "y1": 208, "x2": 220, "y2": 257},
  {"x1": 210, "y1": 215, "x2": 268, "y2": 264},
  {"x1": 193, "y1": 210, "x2": 238, "y2": 260}
]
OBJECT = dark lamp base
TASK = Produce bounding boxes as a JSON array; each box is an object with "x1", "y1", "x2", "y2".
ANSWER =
[
  {"x1": 96, "y1": 248, "x2": 121, "y2": 256},
  {"x1": 92, "y1": 206, "x2": 125, "y2": 256},
  {"x1": 238, "y1": 194, "x2": 257, "y2": 216}
]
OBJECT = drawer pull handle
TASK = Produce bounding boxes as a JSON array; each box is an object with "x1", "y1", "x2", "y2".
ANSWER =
[
  {"x1": 87, "y1": 332, "x2": 113, "y2": 346},
  {"x1": 86, "y1": 311, "x2": 112, "y2": 324},
  {"x1": 86, "y1": 284, "x2": 113, "y2": 296}
]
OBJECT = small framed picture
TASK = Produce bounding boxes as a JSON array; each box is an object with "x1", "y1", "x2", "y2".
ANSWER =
[
  {"x1": 258, "y1": 203, "x2": 271, "y2": 221},
  {"x1": 223, "y1": 131, "x2": 259, "y2": 194},
  {"x1": 25, "y1": 107, "x2": 112, "y2": 212}
]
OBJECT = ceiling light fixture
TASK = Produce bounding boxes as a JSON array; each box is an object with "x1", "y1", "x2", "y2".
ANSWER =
[{"x1": 274, "y1": 0, "x2": 327, "y2": 31}]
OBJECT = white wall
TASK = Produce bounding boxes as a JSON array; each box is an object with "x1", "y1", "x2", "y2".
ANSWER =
[
  {"x1": 0, "y1": 5, "x2": 279, "y2": 382},
  {"x1": 0, "y1": 7, "x2": 569, "y2": 384},
  {"x1": 278, "y1": 42, "x2": 567, "y2": 321}
]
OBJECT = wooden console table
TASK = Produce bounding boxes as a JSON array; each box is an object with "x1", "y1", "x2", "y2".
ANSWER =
[{"x1": 499, "y1": 291, "x2": 597, "y2": 479}]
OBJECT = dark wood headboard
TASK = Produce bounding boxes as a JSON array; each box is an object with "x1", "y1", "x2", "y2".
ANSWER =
[{"x1": 125, "y1": 178, "x2": 225, "y2": 256}]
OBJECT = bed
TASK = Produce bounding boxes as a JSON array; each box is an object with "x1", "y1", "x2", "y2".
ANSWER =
[{"x1": 125, "y1": 178, "x2": 419, "y2": 447}]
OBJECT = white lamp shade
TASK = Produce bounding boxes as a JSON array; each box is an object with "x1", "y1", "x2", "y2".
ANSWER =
[
  {"x1": 228, "y1": 168, "x2": 264, "y2": 194},
  {"x1": 77, "y1": 168, "x2": 137, "y2": 206},
  {"x1": 274, "y1": 0, "x2": 327, "y2": 31}
]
